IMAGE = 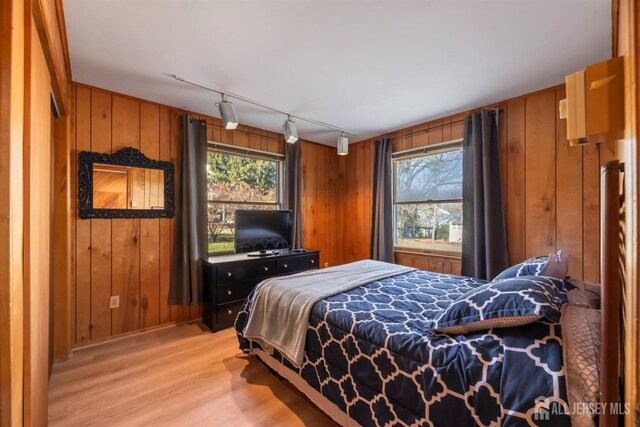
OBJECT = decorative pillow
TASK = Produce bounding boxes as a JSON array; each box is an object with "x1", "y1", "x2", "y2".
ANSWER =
[
  {"x1": 561, "y1": 304, "x2": 601, "y2": 427},
  {"x1": 567, "y1": 279, "x2": 601, "y2": 309},
  {"x1": 540, "y1": 250, "x2": 569, "y2": 278},
  {"x1": 432, "y1": 276, "x2": 569, "y2": 335},
  {"x1": 494, "y1": 250, "x2": 569, "y2": 281}
]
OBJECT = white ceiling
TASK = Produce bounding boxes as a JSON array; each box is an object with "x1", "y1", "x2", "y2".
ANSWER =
[{"x1": 63, "y1": 0, "x2": 611, "y2": 146}]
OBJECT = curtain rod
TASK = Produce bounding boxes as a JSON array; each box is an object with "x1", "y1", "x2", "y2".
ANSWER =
[
  {"x1": 208, "y1": 141, "x2": 285, "y2": 160},
  {"x1": 382, "y1": 107, "x2": 503, "y2": 141}
]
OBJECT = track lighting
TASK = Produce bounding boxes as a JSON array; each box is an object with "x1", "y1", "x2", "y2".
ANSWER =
[
  {"x1": 217, "y1": 94, "x2": 239, "y2": 130},
  {"x1": 283, "y1": 116, "x2": 298, "y2": 144},
  {"x1": 174, "y1": 76, "x2": 357, "y2": 142},
  {"x1": 337, "y1": 132, "x2": 349, "y2": 155}
]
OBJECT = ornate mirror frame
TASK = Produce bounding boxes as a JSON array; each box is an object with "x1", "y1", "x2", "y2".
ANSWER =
[{"x1": 78, "y1": 147, "x2": 175, "y2": 219}]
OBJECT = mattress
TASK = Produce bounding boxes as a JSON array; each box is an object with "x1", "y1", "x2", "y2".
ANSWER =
[{"x1": 235, "y1": 269, "x2": 572, "y2": 426}]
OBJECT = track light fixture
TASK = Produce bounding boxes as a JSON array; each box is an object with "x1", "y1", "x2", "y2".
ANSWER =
[
  {"x1": 217, "y1": 94, "x2": 239, "y2": 130},
  {"x1": 337, "y1": 132, "x2": 349, "y2": 155},
  {"x1": 283, "y1": 116, "x2": 299, "y2": 144},
  {"x1": 174, "y1": 76, "x2": 357, "y2": 150}
]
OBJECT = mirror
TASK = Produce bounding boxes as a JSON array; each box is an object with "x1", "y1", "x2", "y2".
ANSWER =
[
  {"x1": 79, "y1": 147, "x2": 175, "y2": 219},
  {"x1": 93, "y1": 164, "x2": 165, "y2": 210}
]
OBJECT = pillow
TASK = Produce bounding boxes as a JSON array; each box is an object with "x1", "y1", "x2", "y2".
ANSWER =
[
  {"x1": 494, "y1": 250, "x2": 569, "y2": 281},
  {"x1": 431, "y1": 276, "x2": 569, "y2": 335},
  {"x1": 540, "y1": 250, "x2": 569, "y2": 278},
  {"x1": 567, "y1": 279, "x2": 601, "y2": 309},
  {"x1": 561, "y1": 304, "x2": 601, "y2": 427}
]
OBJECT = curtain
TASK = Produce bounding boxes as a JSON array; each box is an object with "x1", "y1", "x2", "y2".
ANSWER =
[
  {"x1": 370, "y1": 137, "x2": 394, "y2": 263},
  {"x1": 461, "y1": 109, "x2": 508, "y2": 280},
  {"x1": 283, "y1": 142, "x2": 303, "y2": 248},
  {"x1": 169, "y1": 115, "x2": 208, "y2": 305}
]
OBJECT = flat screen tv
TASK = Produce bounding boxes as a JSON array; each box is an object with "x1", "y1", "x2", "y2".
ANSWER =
[{"x1": 234, "y1": 209, "x2": 293, "y2": 253}]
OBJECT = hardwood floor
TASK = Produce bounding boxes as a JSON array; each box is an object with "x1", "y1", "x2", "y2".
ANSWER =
[{"x1": 48, "y1": 322, "x2": 338, "y2": 426}]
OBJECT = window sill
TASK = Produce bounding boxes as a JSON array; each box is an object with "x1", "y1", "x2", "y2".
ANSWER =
[
  {"x1": 208, "y1": 250, "x2": 235, "y2": 257},
  {"x1": 393, "y1": 247, "x2": 462, "y2": 259}
]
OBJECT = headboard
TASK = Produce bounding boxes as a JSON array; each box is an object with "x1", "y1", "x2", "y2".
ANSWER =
[{"x1": 600, "y1": 159, "x2": 625, "y2": 427}]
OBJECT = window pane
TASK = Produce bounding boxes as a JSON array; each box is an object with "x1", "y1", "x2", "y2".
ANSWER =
[
  {"x1": 207, "y1": 151, "x2": 278, "y2": 203},
  {"x1": 208, "y1": 203, "x2": 277, "y2": 253},
  {"x1": 207, "y1": 150, "x2": 280, "y2": 253},
  {"x1": 394, "y1": 149, "x2": 462, "y2": 202},
  {"x1": 394, "y1": 202, "x2": 462, "y2": 252}
]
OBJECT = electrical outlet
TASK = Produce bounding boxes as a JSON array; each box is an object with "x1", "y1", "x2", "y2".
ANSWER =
[
  {"x1": 324, "y1": 262, "x2": 329, "y2": 268},
  {"x1": 110, "y1": 296, "x2": 120, "y2": 309},
  {"x1": 131, "y1": 200, "x2": 137, "y2": 208}
]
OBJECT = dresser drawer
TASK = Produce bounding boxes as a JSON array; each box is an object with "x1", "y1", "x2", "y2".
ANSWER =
[
  {"x1": 217, "y1": 300, "x2": 245, "y2": 330},
  {"x1": 276, "y1": 253, "x2": 319, "y2": 275},
  {"x1": 217, "y1": 281, "x2": 256, "y2": 304},
  {"x1": 216, "y1": 258, "x2": 274, "y2": 285}
]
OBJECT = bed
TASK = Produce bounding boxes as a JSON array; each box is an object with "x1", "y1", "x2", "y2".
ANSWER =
[{"x1": 234, "y1": 160, "x2": 624, "y2": 427}]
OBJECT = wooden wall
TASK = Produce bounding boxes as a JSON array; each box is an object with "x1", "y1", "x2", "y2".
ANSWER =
[
  {"x1": 1, "y1": 0, "x2": 73, "y2": 422},
  {"x1": 32, "y1": 0, "x2": 71, "y2": 114},
  {"x1": 0, "y1": 0, "x2": 27, "y2": 424},
  {"x1": 23, "y1": 16, "x2": 53, "y2": 424},
  {"x1": 71, "y1": 84, "x2": 340, "y2": 346},
  {"x1": 340, "y1": 85, "x2": 618, "y2": 283}
]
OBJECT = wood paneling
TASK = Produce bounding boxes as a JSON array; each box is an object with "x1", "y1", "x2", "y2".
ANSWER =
[
  {"x1": 524, "y1": 90, "x2": 556, "y2": 258},
  {"x1": 23, "y1": 16, "x2": 52, "y2": 426},
  {"x1": 31, "y1": 0, "x2": 71, "y2": 114},
  {"x1": 74, "y1": 86, "x2": 91, "y2": 344},
  {"x1": 342, "y1": 85, "x2": 617, "y2": 280},
  {"x1": 505, "y1": 99, "x2": 526, "y2": 268},
  {"x1": 395, "y1": 251, "x2": 461, "y2": 275},
  {"x1": 90, "y1": 90, "x2": 112, "y2": 341},
  {"x1": 140, "y1": 103, "x2": 161, "y2": 329},
  {"x1": 110, "y1": 96, "x2": 141, "y2": 336},
  {"x1": 299, "y1": 141, "x2": 342, "y2": 268},
  {"x1": 617, "y1": 0, "x2": 639, "y2": 422},
  {"x1": 72, "y1": 83, "x2": 618, "y2": 346},
  {"x1": 52, "y1": 99, "x2": 72, "y2": 362},
  {"x1": 0, "y1": 0, "x2": 26, "y2": 423},
  {"x1": 555, "y1": 88, "x2": 584, "y2": 280},
  {"x1": 71, "y1": 84, "x2": 340, "y2": 345}
]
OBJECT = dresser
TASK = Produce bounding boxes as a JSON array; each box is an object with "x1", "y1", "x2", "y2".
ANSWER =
[{"x1": 202, "y1": 249, "x2": 320, "y2": 331}]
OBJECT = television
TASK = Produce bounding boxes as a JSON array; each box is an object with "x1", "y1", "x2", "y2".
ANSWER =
[{"x1": 234, "y1": 209, "x2": 293, "y2": 253}]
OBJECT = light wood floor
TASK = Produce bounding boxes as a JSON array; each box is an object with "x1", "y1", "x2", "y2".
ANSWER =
[{"x1": 48, "y1": 322, "x2": 338, "y2": 426}]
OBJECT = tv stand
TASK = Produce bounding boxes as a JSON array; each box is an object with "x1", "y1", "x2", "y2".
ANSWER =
[{"x1": 202, "y1": 249, "x2": 320, "y2": 331}]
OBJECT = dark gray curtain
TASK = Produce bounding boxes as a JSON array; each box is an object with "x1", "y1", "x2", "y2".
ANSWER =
[
  {"x1": 461, "y1": 109, "x2": 508, "y2": 280},
  {"x1": 370, "y1": 137, "x2": 394, "y2": 263},
  {"x1": 283, "y1": 142, "x2": 303, "y2": 248},
  {"x1": 169, "y1": 115, "x2": 208, "y2": 305}
]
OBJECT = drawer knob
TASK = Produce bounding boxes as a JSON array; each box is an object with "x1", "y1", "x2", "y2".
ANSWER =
[
  {"x1": 227, "y1": 309, "x2": 233, "y2": 315},
  {"x1": 263, "y1": 266, "x2": 269, "y2": 272},
  {"x1": 283, "y1": 264, "x2": 288, "y2": 269},
  {"x1": 311, "y1": 259, "x2": 315, "y2": 264},
  {"x1": 227, "y1": 272, "x2": 232, "y2": 277},
  {"x1": 227, "y1": 290, "x2": 232, "y2": 296}
]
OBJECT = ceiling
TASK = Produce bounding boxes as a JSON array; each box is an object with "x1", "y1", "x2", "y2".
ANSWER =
[{"x1": 63, "y1": 0, "x2": 611, "y2": 146}]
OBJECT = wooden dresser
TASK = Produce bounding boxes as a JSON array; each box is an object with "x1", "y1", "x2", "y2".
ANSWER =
[{"x1": 202, "y1": 250, "x2": 320, "y2": 331}]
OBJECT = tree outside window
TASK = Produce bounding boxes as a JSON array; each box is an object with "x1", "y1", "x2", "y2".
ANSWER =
[
  {"x1": 393, "y1": 148, "x2": 462, "y2": 252},
  {"x1": 207, "y1": 151, "x2": 280, "y2": 253}
]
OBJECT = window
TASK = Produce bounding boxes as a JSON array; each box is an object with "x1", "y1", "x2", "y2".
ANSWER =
[
  {"x1": 207, "y1": 148, "x2": 281, "y2": 254},
  {"x1": 393, "y1": 146, "x2": 463, "y2": 252}
]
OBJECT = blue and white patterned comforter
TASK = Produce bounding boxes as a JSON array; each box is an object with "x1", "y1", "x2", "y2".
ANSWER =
[{"x1": 235, "y1": 270, "x2": 571, "y2": 427}]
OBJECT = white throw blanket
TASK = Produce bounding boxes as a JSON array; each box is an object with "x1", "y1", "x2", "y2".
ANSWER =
[{"x1": 242, "y1": 259, "x2": 416, "y2": 367}]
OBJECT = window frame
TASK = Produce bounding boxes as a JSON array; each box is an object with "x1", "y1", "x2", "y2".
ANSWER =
[
  {"x1": 391, "y1": 139, "x2": 463, "y2": 255},
  {"x1": 206, "y1": 142, "x2": 284, "y2": 256}
]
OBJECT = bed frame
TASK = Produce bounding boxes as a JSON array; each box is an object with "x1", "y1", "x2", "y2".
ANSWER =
[{"x1": 600, "y1": 159, "x2": 625, "y2": 427}]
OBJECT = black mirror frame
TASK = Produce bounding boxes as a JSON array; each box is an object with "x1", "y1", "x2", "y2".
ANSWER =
[{"x1": 78, "y1": 147, "x2": 175, "y2": 219}]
